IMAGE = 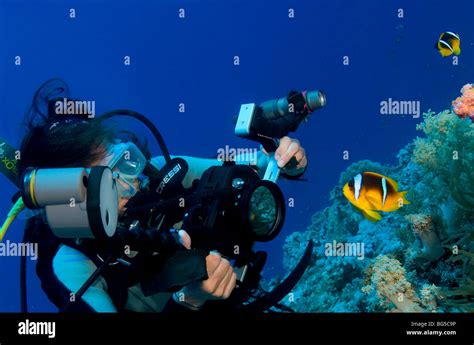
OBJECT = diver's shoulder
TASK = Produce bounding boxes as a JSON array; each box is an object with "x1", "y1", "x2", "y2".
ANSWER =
[{"x1": 150, "y1": 156, "x2": 165, "y2": 169}]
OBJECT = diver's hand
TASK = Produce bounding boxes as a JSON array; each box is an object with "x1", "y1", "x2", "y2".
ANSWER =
[
  {"x1": 177, "y1": 230, "x2": 191, "y2": 250},
  {"x1": 177, "y1": 251, "x2": 237, "y2": 309},
  {"x1": 263, "y1": 136, "x2": 307, "y2": 174}
]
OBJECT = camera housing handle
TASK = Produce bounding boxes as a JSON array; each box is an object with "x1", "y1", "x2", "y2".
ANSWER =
[{"x1": 235, "y1": 104, "x2": 298, "y2": 183}]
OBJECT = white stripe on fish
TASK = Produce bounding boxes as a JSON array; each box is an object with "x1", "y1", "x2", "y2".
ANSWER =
[
  {"x1": 439, "y1": 39, "x2": 454, "y2": 52},
  {"x1": 381, "y1": 177, "x2": 387, "y2": 207},
  {"x1": 354, "y1": 174, "x2": 362, "y2": 200},
  {"x1": 445, "y1": 32, "x2": 460, "y2": 40}
]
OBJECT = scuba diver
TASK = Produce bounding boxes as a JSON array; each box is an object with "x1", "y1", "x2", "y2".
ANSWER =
[{"x1": 9, "y1": 79, "x2": 312, "y2": 313}]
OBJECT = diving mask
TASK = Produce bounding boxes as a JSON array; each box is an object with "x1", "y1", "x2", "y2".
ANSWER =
[{"x1": 103, "y1": 142, "x2": 148, "y2": 198}]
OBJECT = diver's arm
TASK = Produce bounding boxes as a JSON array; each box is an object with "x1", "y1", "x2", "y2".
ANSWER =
[
  {"x1": 151, "y1": 152, "x2": 271, "y2": 187},
  {"x1": 150, "y1": 147, "x2": 304, "y2": 186},
  {"x1": 151, "y1": 137, "x2": 307, "y2": 183},
  {"x1": 151, "y1": 155, "x2": 222, "y2": 188},
  {"x1": 52, "y1": 245, "x2": 118, "y2": 312}
]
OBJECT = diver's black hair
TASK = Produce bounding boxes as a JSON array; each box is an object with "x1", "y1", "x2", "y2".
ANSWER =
[
  {"x1": 19, "y1": 78, "x2": 150, "y2": 173},
  {"x1": 19, "y1": 78, "x2": 114, "y2": 173},
  {"x1": 23, "y1": 78, "x2": 70, "y2": 127}
]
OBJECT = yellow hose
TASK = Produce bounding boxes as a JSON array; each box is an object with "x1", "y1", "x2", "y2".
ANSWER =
[{"x1": 0, "y1": 197, "x2": 25, "y2": 242}]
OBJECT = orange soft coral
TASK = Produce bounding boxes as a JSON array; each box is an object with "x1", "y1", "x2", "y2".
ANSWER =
[{"x1": 452, "y1": 83, "x2": 474, "y2": 120}]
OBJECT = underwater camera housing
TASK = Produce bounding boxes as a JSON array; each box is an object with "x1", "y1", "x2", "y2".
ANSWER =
[
  {"x1": 121, "y1": 158, "x2": 286, "y2": 292},
  {"x1": 180, "y1": 163, "x2": 286, "y2": 280},
  {"x1": 120, "y1": 90, "x2": 325, "y2": 305}
]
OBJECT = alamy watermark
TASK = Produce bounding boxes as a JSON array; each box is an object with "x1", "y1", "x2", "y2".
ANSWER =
[
  {"x1": 54, "y1": 98, "x2": 96, "y2": 118},
  {"x1": 217, "y1": 145, "x2": 258, "y2": 165},
  {"x1": 0, "y1": 240, "x2": 38, "y2": 260},
  {"x1": 18, "y1": 319, "x2": 55, "y2": 339},
  {"x1": 325, "y1": 240, "x2": 365, "y2": 261},
  {"x1": 380, "y1": 98, "x2": 420, "y2": 119}
]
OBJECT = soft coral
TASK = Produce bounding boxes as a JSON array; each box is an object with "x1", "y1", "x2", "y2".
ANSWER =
[{"x1": 452, "y1": 83, "x2": 474, "y2": 120}]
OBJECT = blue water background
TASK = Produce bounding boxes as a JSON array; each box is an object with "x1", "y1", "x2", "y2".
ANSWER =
[{"x1": 0, "y1": 0, "x2": 472, "y2": 311}]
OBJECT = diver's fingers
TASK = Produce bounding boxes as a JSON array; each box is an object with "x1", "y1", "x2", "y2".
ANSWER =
[
  {"x1": 293, "y1": 147, "x2": 304, "y2": 162},
  {"x1": 294, "y1": 148, "x2": 307, "y2": 169},
  {"x1": 277, "y1": 139, "x2": 300, "y2": 168},
  {"x1": 205, "y1": 251, "x2": 222, "y2": 276},
  {"x1": 178, "y1": 230, "x2": 192, "y2": 249},
  {"x1": 211, "y1": 265, "x2": 234, "y2": 298},
  {"x1": 222, "y1": 272, "x2": 237, "y2": 299},
  {"x1": 211, "y1": 257, "x2": 231, "y2": 286},
  {"x1": 275, "y1": 136, "x2": 292, "y2": 160},
  {"x1": 203, "y1": 255, "x2": 231, "y2": 293},
  {"x1": 297, "y1": 155, "x2": 308, "y2": 170}
]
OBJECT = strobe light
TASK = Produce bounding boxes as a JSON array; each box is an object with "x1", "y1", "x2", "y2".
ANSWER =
[{"x1": 21, "y1": 166, "x2": 118, "y2": 240}]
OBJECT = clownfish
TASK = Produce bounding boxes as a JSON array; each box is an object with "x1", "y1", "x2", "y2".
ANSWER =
[
  {"x1": 435, "y1": 32, "x2": 461, "y2": 57},
  {"x1": 342, "y1": 172, "x2": 410, "y2": 222}
]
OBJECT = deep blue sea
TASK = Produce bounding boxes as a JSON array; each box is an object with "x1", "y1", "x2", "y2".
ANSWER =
[{"x1": 0, "y1": 0, "x2": 472, "y2": 312}]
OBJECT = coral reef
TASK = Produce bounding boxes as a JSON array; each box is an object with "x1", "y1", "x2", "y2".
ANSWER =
[
  {"x1": 413, "y1": 109, "x2": 474, "y2": 210},
  {"x1": 420, "y1": 284, "x2": 440, "y2": 312},
  {"x1": 361, "y1": 255, "x2": 425, "y2": 312},
  {"x1": 441, "y1": 225, "x2": 474, "y2": 312},
  {"x1": 280, "y1": 97, "x2": 474, "y2": 312},
  {"x1": 405, "y1": 213, "x2": 444, "y2": 262}
]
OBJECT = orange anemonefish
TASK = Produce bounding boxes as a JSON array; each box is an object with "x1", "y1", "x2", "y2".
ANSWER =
[
  {"x1": 435, "y1": 32, "x2": 461, "y2": 57},
  {"x1": 342, "y1": 172, "x2": 410, "y2": 222}
]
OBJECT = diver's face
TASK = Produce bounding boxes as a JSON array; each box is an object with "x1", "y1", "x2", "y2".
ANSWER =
[
  {"x1": 113, "y1": 173, "x2": 139, "y2": 214},
  {"x1": 88, "y1": 150, "x2": 139, "y2": 216}
]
